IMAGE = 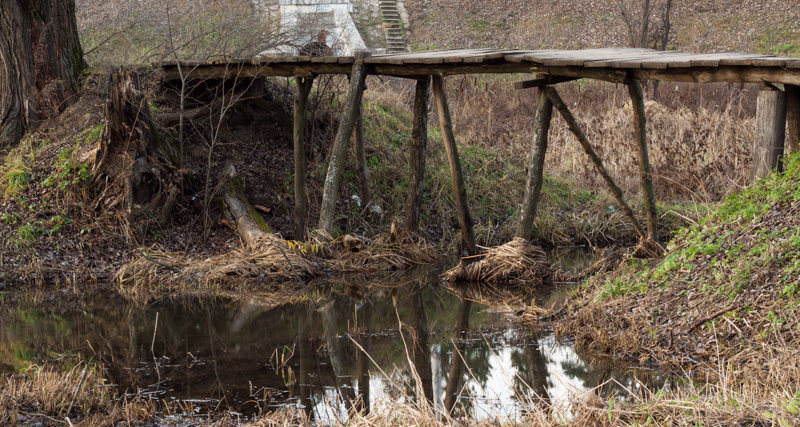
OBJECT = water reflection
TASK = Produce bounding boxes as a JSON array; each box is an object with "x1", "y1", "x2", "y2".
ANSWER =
[{"x1": 0, "y1": 267, "x2": 677, "y2": 423}]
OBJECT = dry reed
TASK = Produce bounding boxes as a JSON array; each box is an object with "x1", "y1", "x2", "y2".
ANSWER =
[{"x1": 443, "y1": 237, "x2": 553, "y2": 286}]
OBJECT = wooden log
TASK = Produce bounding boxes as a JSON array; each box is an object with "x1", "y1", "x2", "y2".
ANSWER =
[
  {"x1": 786, "y1": 84, "x2": 800, "y2": 154},
  {"x1": 627, "y1": 79, "x2": 659, "y2": 241},
  {"x1": 544, "y1": 86, "x2": 647, "y2": 239},
  {"x1": 404, "y1": 77, "x2": 430, "y2": 233},
  {"x1": 293, "y1": 76, "x2": 314, "y2": 241},
  {"x1": 516, "y1": 88, "x2": 553, "y2": 240},
  {"x1": 220, "y1": 164, "x2": 272, "y2": 246},
  {"x1": 352, "y1": 102, "x2": 372, "y2": 208},
  {"x1": 317, "y1": 52, "x2": 370, "y2": 237},
  {"x1": 752, "y1": 86, "x2": 787, "y2": 179},
  {"x1": 432, "y1": 74, "x2": 479, "y2": 256}
]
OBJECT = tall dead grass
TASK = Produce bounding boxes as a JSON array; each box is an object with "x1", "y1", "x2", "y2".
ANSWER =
[{"x1": 444, "y1": 76, "x2": 755, "y2": 202}]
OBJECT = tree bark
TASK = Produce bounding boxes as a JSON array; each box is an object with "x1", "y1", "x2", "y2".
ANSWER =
[
  {"x1": 752, "y1": 87, "x2": 786, "y2": 179},
  {"x1": 317, "y1": 51, "x2": 370, "y2": 237},
  {"x1": 432, "y1": 74, "x2": 478, "y2": 256},
  {"x1": 352, "y1": 103, "x2": 372, "y2": 209},
  {"x1": 0, "y1": 0, "x2": 84, "y2": 149},
  {"x1": 405, "y1": 78, "x2": 429, "y2": 233},
  {"x1": 516, "y1": 88, "x2": 553, "y2": 241},
  {"x1": 628, "y1": 79, "x2": 659, "y2": 242}
]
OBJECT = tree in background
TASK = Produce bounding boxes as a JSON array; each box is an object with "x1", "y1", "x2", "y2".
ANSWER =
[
  {"x1": 616, "y1": 0, "x2": 674, "y2": 98},
  {"x1": 0, "y1": 0, "x2": 85, "y2": 149}
]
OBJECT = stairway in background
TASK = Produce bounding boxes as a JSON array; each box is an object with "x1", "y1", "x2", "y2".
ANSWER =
[{"x1": 378, "y1": 0, "x2": 406, "y2": 52}]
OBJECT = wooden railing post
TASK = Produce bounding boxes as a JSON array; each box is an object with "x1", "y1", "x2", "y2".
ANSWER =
[
  {"x1": 293, "y1": 76, "x2": 314, "y2": 241},
  {"x1": 316, "y1": 51, "x2": 370, "y2": 237},
  {"x1": 432, "y1": 74, "x2": 478, "y2": 256},
  {"x1": 516, "y1": 88, "x2": 553, "y2": 240},
  {"x1": 753, "y1": 85, "x2": 787, "y2": 179},
  {"x1": 405, "y1": 77, "x2": 430, "y2": 233},
  {"x1": 628, "y1": 79, "x2": 659, "y2": 241}
]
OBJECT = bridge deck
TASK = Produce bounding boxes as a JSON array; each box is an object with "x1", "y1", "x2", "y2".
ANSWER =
[{"x1": 160, "y1": 48, "x2": 800, "y2": 85}]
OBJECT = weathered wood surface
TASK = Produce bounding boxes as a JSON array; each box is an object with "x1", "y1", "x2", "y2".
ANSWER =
[
  {"x1": 158, "y1": 48, "x2": 800, "y2": 85},
  {"x1": 317, "y1": 52, "x2": 370, "y2": 237},
  {"x1": 628, "y1": 79, "x2": 659, "y2": 242},
  {"x1": 516, "y1": 88, "x2": 553, "y2": 241},
  {"x1": 404, "y1": 77, "x2": 429, "y2": 233},
  {"x1": 432, "y1": 74, "x2": 478, "y2": 256},
  {"x1": 753, "y1": 87, "x2": 787, "y2": 179}
]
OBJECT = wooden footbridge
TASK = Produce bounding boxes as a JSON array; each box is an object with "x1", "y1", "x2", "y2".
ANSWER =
[{"x1": 159, "y1": 48, "x2": 800, "y2": 253}]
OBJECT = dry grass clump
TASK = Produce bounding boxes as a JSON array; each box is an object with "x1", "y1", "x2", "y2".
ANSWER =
[
  {"x1": 115, "y1": 232, "x2": 441, "y2": 302},
  {"x1": 443, "y1": 237, "x2": 552, "y2": 286},
  {"x1": 0, "y1": 363, "x2": 153, "y2": 426}
]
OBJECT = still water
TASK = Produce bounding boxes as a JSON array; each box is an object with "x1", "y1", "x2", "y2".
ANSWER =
[{"x1": 0, "y1": 251, "x2": 675, "y2": 423}]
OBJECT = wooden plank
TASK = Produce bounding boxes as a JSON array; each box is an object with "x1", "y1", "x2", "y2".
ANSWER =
[{"x1": 586, "y1": 51, "x2": 690, "y2": 68}]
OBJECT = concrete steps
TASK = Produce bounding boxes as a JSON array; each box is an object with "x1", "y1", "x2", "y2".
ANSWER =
[{"x1": 378, "y1": 0, "x2": 406, "y2": 52}]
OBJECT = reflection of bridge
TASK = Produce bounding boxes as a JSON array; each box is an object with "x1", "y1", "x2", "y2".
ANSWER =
[{"x1": 159, "y1": 48, "x2": 800, "y2": 253}]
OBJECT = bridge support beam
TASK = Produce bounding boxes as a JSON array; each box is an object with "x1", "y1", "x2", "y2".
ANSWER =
[
  {"x1": 545, "y1": 86, "x2": 647, "y2": 240},
  {"x1": 753, "y1": 85, "x2": 786, "y2": 179},
  {"x1": 352, "y1": 102, "x2": 372, "y2": 210},
  {"x1": 316, "y1": 52, "x2": 370, "y2": 239},
  {"x1": 293, "y1": 76, "x2": 314, "y2": 241},
  {"x1": 405, "y1": 77, "x2": 430, "y2": 233},
  {"x1": 628, "y1": 79, "x2": 659, "y2": 242},
  {"x1": 516, "y1": 88, "x2": 553, "y2": 241},
  {"x1": 432, "y1": 74, "x2": 478, "y2": 256},
  {"x1": 786, "y1": 84, "x2": 800, "y2": 155}
]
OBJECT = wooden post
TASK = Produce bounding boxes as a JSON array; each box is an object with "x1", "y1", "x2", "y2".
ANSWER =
[
  {"x1": 432, "y1": 74, "x2": 478, "y2": 256},
  {"x1": 317, "y1": 51, "x2": 370, "y2": 237},
  {"x1": 293, "y1": 76, "x2": 314, "y2": 241},
  {"x1": 405, "y1": 77, "x2": 429, "y2": 233},
  {"x1": 544, "y1": 86, "x2": 647, "y2": 239},
  {"x1": 752, "y1": 86, "x2": 787, "y2": 179},
  {"x1": 516, "y1": 88, "x2": 553, "y2": 240},
  {"x1": 786, "y1": 84, "x2": 800, "y2": 154},
  {"x1": 628, "y1": 79, "x2": 659, "y2": 241},
  {"x1": 352, "y1": 102, "x2": 372, "y2": 209}
]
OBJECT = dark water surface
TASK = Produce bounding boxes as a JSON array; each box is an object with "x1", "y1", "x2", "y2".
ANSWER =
[{"x1": 0, "y1": 251, "x2": 677, "y2": 422}]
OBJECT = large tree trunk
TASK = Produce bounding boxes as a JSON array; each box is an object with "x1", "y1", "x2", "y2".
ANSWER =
[{"x1": 0, "y1": 0, "x2": 84, "y2": 149}]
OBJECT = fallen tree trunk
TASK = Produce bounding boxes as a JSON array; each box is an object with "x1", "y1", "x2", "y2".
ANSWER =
[{"x1": 219, "y1": 163, "x2": 272, "y2": 246}]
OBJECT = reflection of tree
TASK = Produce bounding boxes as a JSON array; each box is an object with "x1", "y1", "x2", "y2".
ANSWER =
[
  {"x1": 318, "y1": 300, "x2": 356, "y2": 416},
  {"x1": 408, "y1": 285, "x2": 433, "y2": 403},
  {"x1": 444, "y1": 299, "x2": 471, "y2": 414},
  {"x1": 354, "y1": 297, "x2": 373, "y2": 415},
  {"x1": 510, "y1": 335, "x2": 550, "y2": 405}
]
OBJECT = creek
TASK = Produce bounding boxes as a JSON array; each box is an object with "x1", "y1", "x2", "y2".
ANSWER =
[{"x1": 0, "y1": 249, "x2": 678, "y2": 423}]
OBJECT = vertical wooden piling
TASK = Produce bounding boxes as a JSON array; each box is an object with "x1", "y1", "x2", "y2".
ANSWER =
[
  {"x1": 628, "y1": 79, "x2": 659, "y2": 241},
  {"x1": 516, "y1": 88, "x2": 553, "y2": 241},
  {"x1": 317, "y1": 51, "x2": 370, "y2": 237},
  {"x1": 786, "y1": 84, "x2": 800, "y2": 154},
  {"x1": 753, "y1": 86, "x2": 787, "y2": 179},
  {"x1": 293, "y1": 76, "x2": 314, "y2": 241},
  {"x1": 352, "y1": 103, "x2": 372, "y2": 208},
  {"x1": 432, "y1": 74, "x2": 478, "y2": 256},
  {"x1": 405, "y1": 77, "x2": 430, "y2": 233},
  {"x1": 544, "y1": 86, "x2": 647, "y2": 239}
]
